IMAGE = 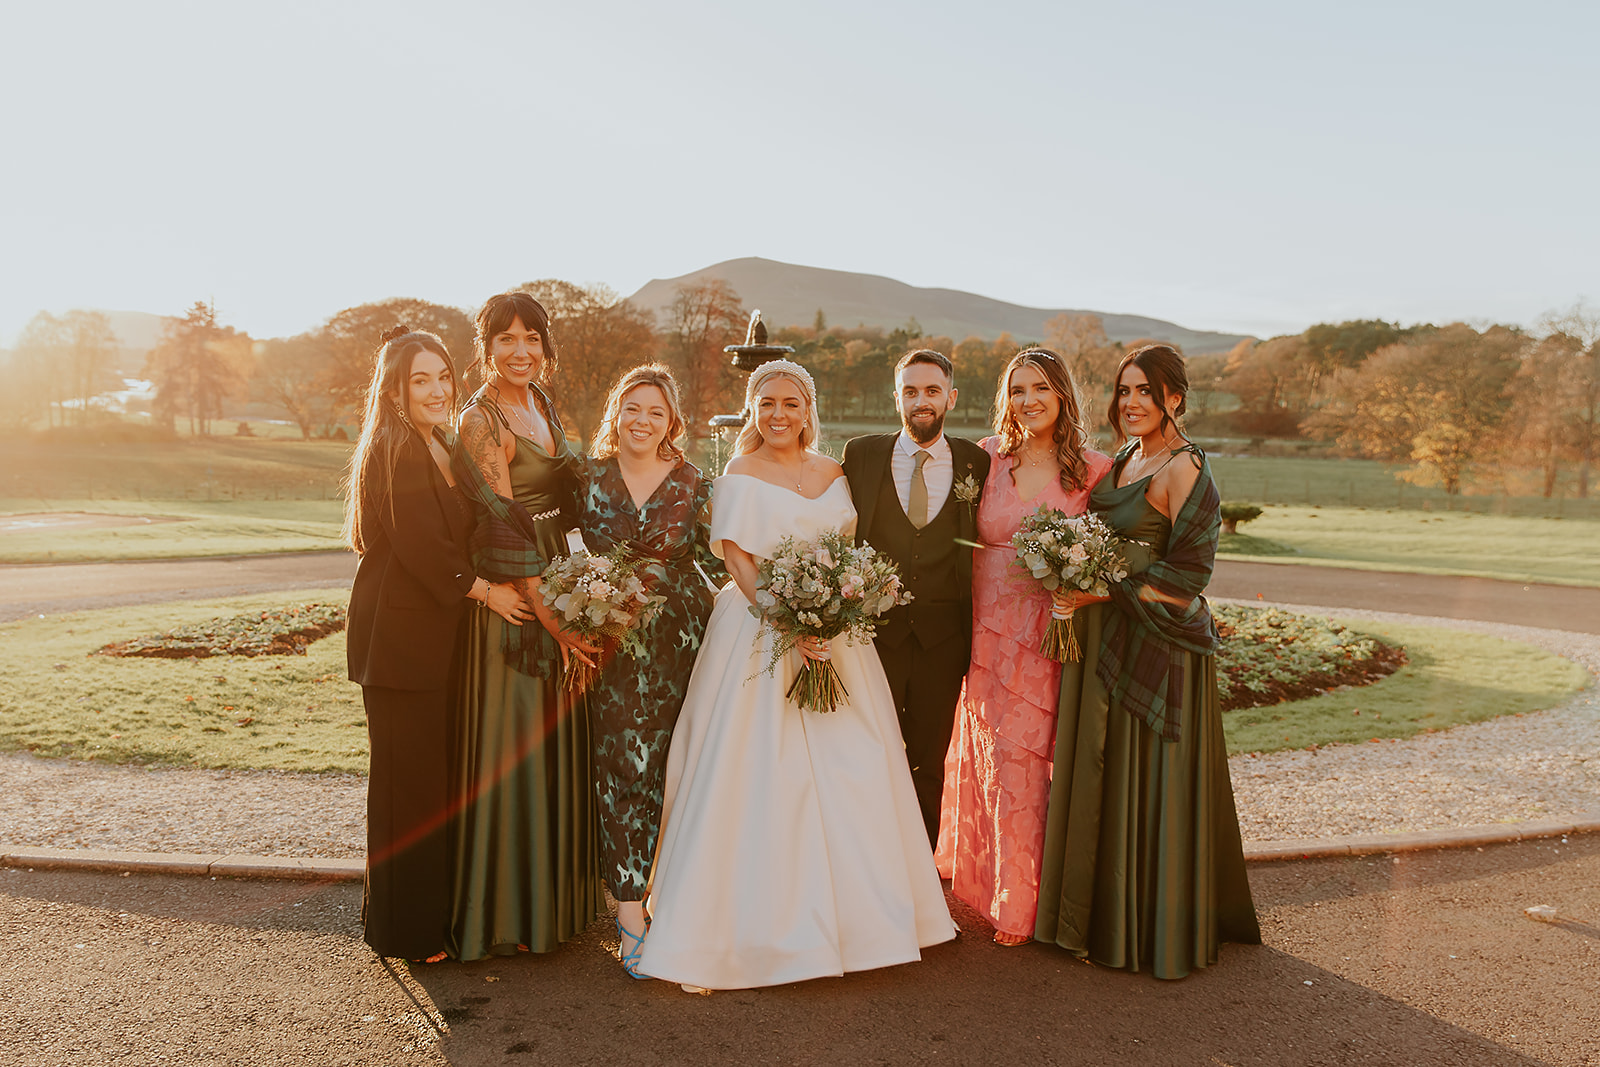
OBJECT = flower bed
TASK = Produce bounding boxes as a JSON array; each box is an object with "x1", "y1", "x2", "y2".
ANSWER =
[
  {"x1": 1214, "y1": 605, "x2": 1405, "y2": 711},
  {"x1": 94, "y1": 603, "x2": 347, "y2": 659}
]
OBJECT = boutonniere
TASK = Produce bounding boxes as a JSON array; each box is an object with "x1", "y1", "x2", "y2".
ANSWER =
[{"x1": 953, "y1": 471, "x2": 981, "y2": 528}]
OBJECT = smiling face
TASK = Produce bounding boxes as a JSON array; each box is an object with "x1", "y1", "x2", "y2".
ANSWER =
[
  {"x1": 895, "y1": 361, "x2": 956, "y2": 445},
  {"x1": 488, "y1": 316, "x2": 544, "y2": 388},
  {"x1": 616, "y1": 382, "x2": 670, "y2": 459},
  {"x1": 1115, "y1": 363, "x2": 1181, "y2": 441},
  {"x1": 1007, "y1": 362, "x2": 1061, "y2": 440},
  {"x1": 754, "y1": 374, "x2": 809, "y2": 452},
  {"x1": 396, "y1": 349, "x2": 454, "y2": 431}
]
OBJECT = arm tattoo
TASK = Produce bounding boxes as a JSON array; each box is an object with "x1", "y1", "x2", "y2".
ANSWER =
[{"x1": 462, "y1": 408, "x2": 510, "y2": 496}]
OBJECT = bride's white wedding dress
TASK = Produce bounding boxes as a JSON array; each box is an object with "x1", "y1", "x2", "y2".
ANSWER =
[{"x1": 636, "y1": 473, "x2": 955, "y2": 990}]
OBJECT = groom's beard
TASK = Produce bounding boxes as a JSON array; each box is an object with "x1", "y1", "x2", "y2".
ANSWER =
[{"x1": 903, "y1": 407, "x2": 946, "y2": 445}]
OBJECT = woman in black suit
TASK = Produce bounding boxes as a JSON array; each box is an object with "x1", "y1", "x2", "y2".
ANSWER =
[{"x1": 344, "y1": 325, "x2": 532, "y2": 962}]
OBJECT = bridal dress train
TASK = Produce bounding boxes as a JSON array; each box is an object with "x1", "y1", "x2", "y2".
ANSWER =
[{"x1": 636, "y1": 474, "x2": 956, "y2": 990}]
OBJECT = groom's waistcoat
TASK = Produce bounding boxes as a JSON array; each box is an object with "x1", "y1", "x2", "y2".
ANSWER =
[{"x1": 868, "y1": 471, "x2": 965, "y2": 651}]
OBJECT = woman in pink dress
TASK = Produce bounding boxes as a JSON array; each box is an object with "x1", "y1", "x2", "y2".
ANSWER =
[{"x1": 936, "y1": 348, "x2": 1113, "y2": 945}]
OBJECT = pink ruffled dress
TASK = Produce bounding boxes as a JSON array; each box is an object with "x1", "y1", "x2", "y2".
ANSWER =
[{"x1": 935, "y1": 437, "x2": 1113, "y2": 938}]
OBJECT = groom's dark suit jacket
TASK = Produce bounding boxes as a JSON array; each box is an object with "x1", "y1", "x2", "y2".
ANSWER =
[
  {"x1": 842, "y1": 432, "x2": 990, "y2": 843},
  {"x1": 842, "y1": 433, "x2": 989, "y2": 648}
]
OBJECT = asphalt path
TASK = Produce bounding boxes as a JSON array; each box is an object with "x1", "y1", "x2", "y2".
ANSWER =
[
  {"x1": 4, "y1": 551, "x2": 1598, "y2": 631},
  {"x1": 4, "y1": 835, "x2": 1596, "y2": 1066}
]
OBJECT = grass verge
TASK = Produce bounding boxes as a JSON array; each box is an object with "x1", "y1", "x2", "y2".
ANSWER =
[
  {"x1": 0, "y1": 594, "x2": 1588, "y2": 773},
  {"x1": 1216, "y1": 504, "x2": 1600, "y2": 587},
  {"x1": 0, "y1": 499, "x2": 345, "y2": 563},
  {"x1": 0, "y1": 589, "x2": 366, "y2": 773},
  {"x1": 1222, "y1": 618, "x2": 1590, "y2": 755}
]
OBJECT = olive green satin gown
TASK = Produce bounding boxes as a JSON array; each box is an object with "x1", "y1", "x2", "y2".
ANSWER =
[
  {"x1": 1034, "y1": 469, "x2": 1260, "y2": 979},
  {"x1": 449, "y1": 432, "x2": 603, "y2": 960}
]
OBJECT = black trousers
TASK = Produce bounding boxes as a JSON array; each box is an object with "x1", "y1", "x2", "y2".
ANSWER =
[
  {"x1": 362, "y1": 685, "x2": 451, "y2": 960},
  {"x1": 875, "y1": 629, "x2": 972, "y2": 848}
]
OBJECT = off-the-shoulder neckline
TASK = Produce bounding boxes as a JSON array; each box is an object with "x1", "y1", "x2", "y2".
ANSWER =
[{"x1": 716, "y1": 471, "x2": 850, "y2": 502}]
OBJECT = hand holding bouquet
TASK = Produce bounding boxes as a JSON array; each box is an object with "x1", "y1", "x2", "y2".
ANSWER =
[
  {"x1": 1012, "y1": 508, "x2": 1128, "y2": 662},
  {"x1": 537, "y1": 546, "x2": 667, "y2": 693},
  {"x1": 750, "y1": 530, "x2": 912, "y2": 713}
]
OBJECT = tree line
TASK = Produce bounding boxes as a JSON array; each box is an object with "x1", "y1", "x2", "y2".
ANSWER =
[
  {"x1": 6, "y1": 284, "x2": 1595, "y2": 499},
  {"x1": 1217, "y1": 307, "x2": 1599, "y2": 497}
]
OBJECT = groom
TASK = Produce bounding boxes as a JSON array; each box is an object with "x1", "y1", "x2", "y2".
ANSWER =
[{"x1": 842, "y1": 349, "x2": 990, "y2": 847}]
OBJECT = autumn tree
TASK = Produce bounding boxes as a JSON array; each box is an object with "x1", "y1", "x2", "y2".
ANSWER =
[
  {"x1": 253, "y1": 333, "x2": 338, "y2": 439},
  {"x1": 662, "y1": 280, "x2": 745, "y2": 436},
  {"x1": 323, "y1": 299, "x2": 476, "y2": 423},
  {"x1": 1308, "y1": 324, "x2": 1525, "y2": 494},
  {"x1": 10, "y1": 312, "x2": 69, "y2": 427},
  {"x1": 145, "y1": 302, "x2": 251, "y2": 435},
  {"x1": 519, "y1": 279, "x2": 658, "y2": 446},
  {"x1": 1537, "y1": 303, "x2": 1600, "y2": 497}
]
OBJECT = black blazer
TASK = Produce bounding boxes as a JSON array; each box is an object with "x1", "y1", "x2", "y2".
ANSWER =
[
  {"x1": 841, "y1": 432, "x2": 991, "y2": 617},
  {"x1": 347, "y1": 430, "x2": 477, "y2": 691}
]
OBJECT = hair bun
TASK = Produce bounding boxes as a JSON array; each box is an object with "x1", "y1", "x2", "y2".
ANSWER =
[{"x1": 380, "y1": 324, "x2": 412, "y2": 345}]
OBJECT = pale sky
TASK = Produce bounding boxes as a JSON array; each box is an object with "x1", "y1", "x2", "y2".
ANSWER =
[{"x1": 1, "y1": 0, "x2": 1594, "y2": 345}]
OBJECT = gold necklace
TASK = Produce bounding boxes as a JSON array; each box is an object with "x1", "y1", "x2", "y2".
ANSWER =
[{"x1": 496, "y1": 387, "x2": 544, "y2": 440}]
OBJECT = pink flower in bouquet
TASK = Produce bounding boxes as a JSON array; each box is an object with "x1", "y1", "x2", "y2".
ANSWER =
[{"x1": 813, "y1": 546, "x2": 836, "y2": 569}]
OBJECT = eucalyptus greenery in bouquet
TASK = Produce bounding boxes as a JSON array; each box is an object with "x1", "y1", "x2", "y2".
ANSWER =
[
  {"x1": 750, "y1": 530, "x2": 912, "y2": 713},
  {"x1": 538, "y1": 546, "x2": 666, "y2": 693},
  {"x1": 1012, "y1": 508, "x2": 1128, "y2": 662}
]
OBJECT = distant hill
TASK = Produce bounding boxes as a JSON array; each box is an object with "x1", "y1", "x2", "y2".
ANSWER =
[
  {"x1": 627, "y1": 257, "x2": 1250, "y2": 355},
  {"x1": 100, "y1": 310, "x2": 169, "y2": 376}
]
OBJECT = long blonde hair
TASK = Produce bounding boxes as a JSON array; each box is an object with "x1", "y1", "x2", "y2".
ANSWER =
[
  {"x1": 342, "y1": 327, "x2": 453, "y2": 554},
  {"x1": 993, "y1": 347, "x2": 1092, "y2": 492},
  {"x1": 735, "y1": 360, "x2": 822, "y2": 455},
  {"x1": 591, "y1": 364, "x2": 687, "y2": 461}
]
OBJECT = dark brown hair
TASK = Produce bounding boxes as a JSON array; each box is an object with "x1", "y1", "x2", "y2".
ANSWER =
[
  {"x1": 591, "y1": 364, "x2": 688, "y2": 462},
  {"x1": 1107, "y1": 343, "x2": 1189, "y2": 445},
  {"x1": 895, "y1": 347, "x2": 953, "y2": 380},
  {"x1": 342, "y1": 327, "x2": 453, "y2": 554},
  {"x1": 474, "y1": 291, "x2": 557, "y2": 384},
  {"x1": 992, "y1": 347, "x2": 1091, "y2": 492}
]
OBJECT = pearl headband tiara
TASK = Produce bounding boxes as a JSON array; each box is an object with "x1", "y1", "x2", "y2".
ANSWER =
[{"x1": 744, "y1": 359, "x2": 818, "y2": 408}]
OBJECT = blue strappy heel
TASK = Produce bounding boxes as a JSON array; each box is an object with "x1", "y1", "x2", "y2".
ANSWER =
[{"x1": 615, "y1": 916, "x2": 649, "y2": 980}]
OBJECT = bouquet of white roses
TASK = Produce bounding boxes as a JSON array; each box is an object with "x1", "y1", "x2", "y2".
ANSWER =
[
  {"x1": 538, "y1": 546, "x2": 667, "y2": 693},
  {"x1": 1012, "y1": 508, "x2": 1128, "y2": 662},
  {"x1": 750, "y1": 530, "x2": 912, "y2": 713}
]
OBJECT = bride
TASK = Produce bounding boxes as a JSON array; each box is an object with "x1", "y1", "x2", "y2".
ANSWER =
[{"x1": 635, "y1": 360, "x2": 956, "y2": 991}]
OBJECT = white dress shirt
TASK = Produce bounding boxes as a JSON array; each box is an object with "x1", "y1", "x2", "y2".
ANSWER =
[{"x1": 891, "y1": 430, "x2": 953, "y2": 521}]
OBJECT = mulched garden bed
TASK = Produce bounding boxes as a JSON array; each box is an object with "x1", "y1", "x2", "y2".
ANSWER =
[
  {"x1": 94, "y1": 603, "x2": 347, "y2": 659},
  {"x1": 1214, "y1": 604, "x2": 1406, "y2": 712}
]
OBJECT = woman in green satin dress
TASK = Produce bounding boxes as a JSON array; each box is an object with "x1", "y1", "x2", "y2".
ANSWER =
[
  {"x1": 1034, "y1": 344, "x2": 1260, "y2": 979},
  {"x1": 449, "y1": 291, "x2": 605, "y2": 961}
]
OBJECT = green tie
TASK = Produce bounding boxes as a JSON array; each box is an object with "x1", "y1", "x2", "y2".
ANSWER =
[{"x1": 910, "y1": 449, "x2": 931, "y2": 528}]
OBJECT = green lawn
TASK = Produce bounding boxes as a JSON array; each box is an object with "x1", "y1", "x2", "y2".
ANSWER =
[
  {"x1": 0, "y1": 594, "x2": 1586, "y2": 773},
  {"x1": 1210, "y1": 454, "x2": 1600, "y2": 520},
  {"x1": 1222, "y1": 618, "x2": 1590, "y2": 755},
  {"x1": 0, "y1": 499, "x2": 346, "y2": 563},
  {"x1": 0, "y1": 590, "x2": 366, "y2": 773},
  {"x1": 0, "y1": 434, "x2": 351, "y2": 502},
  {"x1": 1218, "y1": 505, "x2": 1600, "y2": 587}
]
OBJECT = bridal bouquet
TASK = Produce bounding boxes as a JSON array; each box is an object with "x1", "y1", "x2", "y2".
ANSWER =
[
  {"x1": 750, "y1": 530, "x2": 912, "y2": 713},
  {"x1": 538, "y1": 546, "x2": 667, "y2": 693},
  {"x1": 1012, "y1": 508, "x2": 1128, "y2": 662}
]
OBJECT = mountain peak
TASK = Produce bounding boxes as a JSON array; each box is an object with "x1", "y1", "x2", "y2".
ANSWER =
[{"x1": 627, "y1": 258, "x2": 1247, "y2": 354}]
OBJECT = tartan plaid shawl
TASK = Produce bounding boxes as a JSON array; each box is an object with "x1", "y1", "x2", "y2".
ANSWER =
[
  {"x1": 1094, "y1": 442, "x2": 1222, "y2": 742},
  {"x1": 450, "y1": 386, "x2": 576, "y2": 678}
]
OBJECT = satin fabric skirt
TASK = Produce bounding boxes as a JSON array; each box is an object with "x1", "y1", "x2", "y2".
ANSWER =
[
  {"x1": 362, "y1": 685, "x2": 450, "y2": 960},
  {"x1": 1034, "y1": 605, "x2": 1261, "y2": 979},
  {"x1": 636, "y1": 584, "x2": 956, "y2": 990},
  {"x1": 448, "y1": 606, "x2": 604, "y2": 961}
]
